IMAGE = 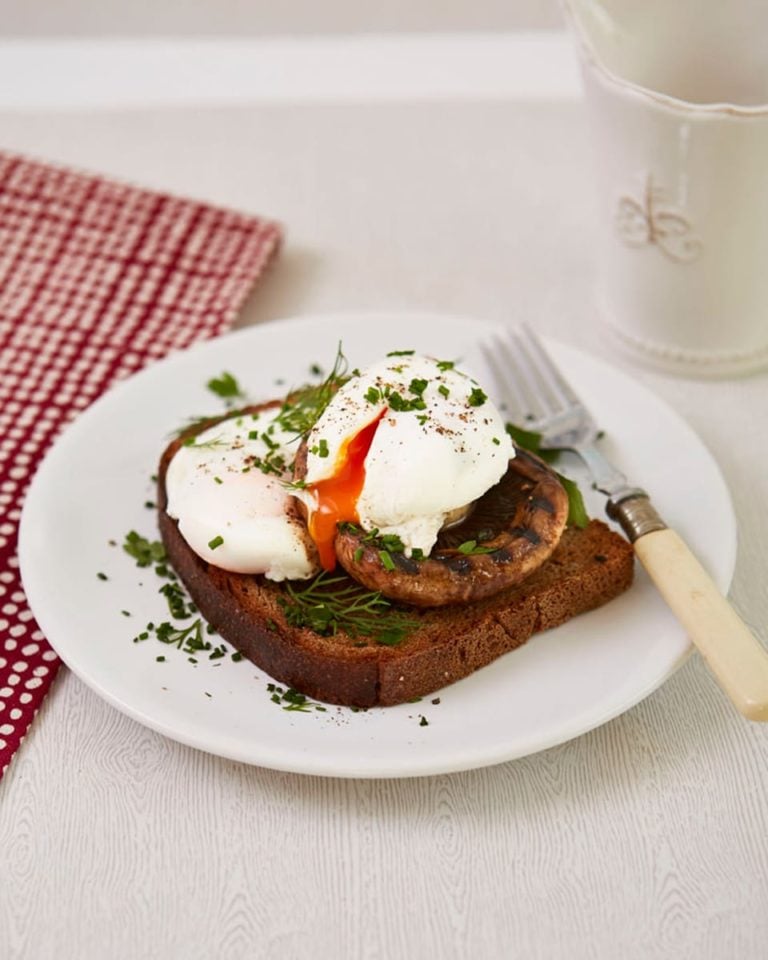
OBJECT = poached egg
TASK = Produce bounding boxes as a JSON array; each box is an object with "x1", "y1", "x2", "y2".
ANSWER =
[
  {"x1": 165, "y1": 406, "x2": 320, "y2": 581},
  {"x1": 296, "y1": 354, "x2": 514, "y2": 569}
]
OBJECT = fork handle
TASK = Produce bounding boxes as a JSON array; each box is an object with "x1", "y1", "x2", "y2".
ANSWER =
[{"x1": 609, "y1": 496, "x2": 768, "y2": 721}]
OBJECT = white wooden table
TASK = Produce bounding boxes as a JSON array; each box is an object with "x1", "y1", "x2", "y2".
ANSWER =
[{"x1": 1, "y1": 37, "x2": 767, "y2": 960}]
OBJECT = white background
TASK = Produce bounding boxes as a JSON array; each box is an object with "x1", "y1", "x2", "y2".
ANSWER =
[{"x1": 2, "y1": 0, "x2": 561, "y2": 35}]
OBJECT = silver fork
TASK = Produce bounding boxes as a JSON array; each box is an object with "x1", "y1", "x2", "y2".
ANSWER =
[{"x1": 481, "y1": 324, "x2": 768, "y2": 722}]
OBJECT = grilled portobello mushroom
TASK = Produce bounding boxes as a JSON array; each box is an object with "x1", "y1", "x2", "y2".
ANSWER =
[{"x1": 296, "y1": 444, "x2": 569, "y2": 607}]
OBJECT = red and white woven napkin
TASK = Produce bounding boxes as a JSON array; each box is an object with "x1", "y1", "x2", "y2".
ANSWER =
[{"x1": 0, "y1": 151, "x2": 281, "y2": 778}]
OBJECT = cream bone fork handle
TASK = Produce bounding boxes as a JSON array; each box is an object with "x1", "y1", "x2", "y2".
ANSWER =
[{"x1": 482, "y1": 324, "x2": 768, "y2": 721}]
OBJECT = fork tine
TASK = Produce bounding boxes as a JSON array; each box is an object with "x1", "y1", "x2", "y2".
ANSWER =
[
  {"x1": 480, "y1": 324, "x2": 599, "y2": 450},
  {"x1": 510, "y1": 332, "x2": 568, "y2": 420},
  {"x1": 489, "y1": 326, "x2": 569, "y2": 425},
  {"x1": 484, "y1": 331, "x2": 542, "y2": 422},
  {"x1": 519, "y1": 323, "x2": 581, "y2": 410}
]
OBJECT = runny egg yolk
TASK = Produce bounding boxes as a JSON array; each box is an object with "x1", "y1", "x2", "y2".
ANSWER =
[{"x1": 307, "y1": 412, "x2": 384, "y2": 571}]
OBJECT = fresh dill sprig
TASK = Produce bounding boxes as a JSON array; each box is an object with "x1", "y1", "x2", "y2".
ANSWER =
[
  {"x1": 274, "y1": 343, "x2": 349, "y2": 438},
  {"x1": 154, "y1": 618, "x2": 211, "y2": 652},
  {"x1": 170, "y1": 414, "x2": 214, "y2": 439},
  {"x1": 279, "y1": 571, "x2": 418, "y2": 647},
  {"x1": 181, "y1": 433, "x2": 229, "y2": 450}
]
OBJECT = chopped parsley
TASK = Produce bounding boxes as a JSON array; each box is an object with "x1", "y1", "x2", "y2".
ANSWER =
[
  {"x1": 387, "y1": 390, "x2": 426, "y2": 413},
  {"x1": 338, "y1": 523, "x2": 407, "y2": 556},
  {"x1": 206, "y1": 371, "x2": 244, "y2": 400},
  {"x1": 467, "y1": 387, "x2": 487, "y2": 407},
  {"x1": 456, "y1": 539, "x2": 496, "y2": 556}
]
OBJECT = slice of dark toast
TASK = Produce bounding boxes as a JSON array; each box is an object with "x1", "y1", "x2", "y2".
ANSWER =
[{"x1": 157, "y1": 416, "x2": 634, "y2": 707}]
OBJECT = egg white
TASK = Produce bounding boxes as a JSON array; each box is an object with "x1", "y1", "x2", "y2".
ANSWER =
[{"x1": 165, "y1": 408, "x2": 319, "y2": 580}]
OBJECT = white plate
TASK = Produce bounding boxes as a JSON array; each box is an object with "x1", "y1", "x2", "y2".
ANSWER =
[{"x1": 19, "y1": 312, "x2": 736, "y2": 778}]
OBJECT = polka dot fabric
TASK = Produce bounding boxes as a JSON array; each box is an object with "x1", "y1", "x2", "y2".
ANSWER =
[{"x1": 0, "y1": 151, "x2": 281, "y2": 777}]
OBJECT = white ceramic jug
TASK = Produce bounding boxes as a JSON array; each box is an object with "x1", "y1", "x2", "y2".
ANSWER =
[{"x1": 563, "y1": 0, "x2": 768, "y2": 376}]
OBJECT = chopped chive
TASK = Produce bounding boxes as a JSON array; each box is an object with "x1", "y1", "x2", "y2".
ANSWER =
[
  {"x1": 208, "y1": 535, "x2": 224, "y2": 550},
  {"x1": 379, "y1": 550, "x2": 396, "y2": 571}
]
